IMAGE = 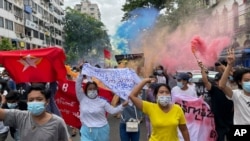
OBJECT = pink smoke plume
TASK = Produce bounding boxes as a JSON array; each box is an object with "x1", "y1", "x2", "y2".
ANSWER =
[
  {"x1": 191, "y1": 36, "x2": 207, "y2": 56},
  {"x1": 191, "y1": 35, "x2": 230, "y2": 66}
]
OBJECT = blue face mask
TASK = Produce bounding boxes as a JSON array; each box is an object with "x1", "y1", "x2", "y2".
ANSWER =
[
  {"x1": 228, "y1": 76, "x2": 234, "y2": 81},
  {"x1": 27, "y1": 101, "x2": 45, "y2": 116},
  {"x1": 188, "y1": 78, "x2": 193, "y2": 83},
  {"x1": 177, "y1": 82, "x2": 184, "y2": 89},
  {"x1": 242, "y1": 82, "x2": 250, "y2": 93},
  {"x1": 7, "y1": 102, "x2": 18, "y2": 109}
]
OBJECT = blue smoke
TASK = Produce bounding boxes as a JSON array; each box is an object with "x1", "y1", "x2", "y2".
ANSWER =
[{"x1": 112, "y1": 7, "x2": 159, "y2": 54}]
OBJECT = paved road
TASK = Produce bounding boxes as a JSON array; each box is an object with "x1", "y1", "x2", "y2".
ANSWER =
[{"x1": 5, "y1": 114, "x2": 148, "y2": 141}]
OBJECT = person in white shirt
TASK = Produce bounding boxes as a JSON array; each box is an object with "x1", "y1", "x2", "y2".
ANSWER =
[
  {"x1": 153, "y1": 65, "x2": 168, "y2": 84},
  {"x1": 219, "y1": 48, "x2": 250, "y2": 125},
  {"x1": 171, "y1": 73, "x2": 198, "y2": 98},
  {"x1": 187, "y1": 72, "x2": 196, "y2": 92},
  {"x1": 76, "y1": 74, "x2": 128, "y2": 141}
]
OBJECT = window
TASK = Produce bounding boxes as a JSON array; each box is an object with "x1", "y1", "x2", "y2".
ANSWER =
[
  {"x1": 32, "y1": 1, "x2": 37, "y2": 12},
  {"x1": 33, "y1": 30, "x2": 39, "y2": 38},
  {"x1": 5, "y1": 19, "x2": 13, "y2": 30},
  {"x1": 24, "y1": 12, "x2": 31, "y2": 20},
  {"x1": 24, "y1": 0, "x2": 31, "y2": 6},
  {"x1": 33, "y1": 16, "x2": 38, "y2": 23},
  {"x1": 0, "y1": 0, "x2": 3, "y2": 8},
  {"x1": 25, "y1": 28, "x2": 32, "y2": 36},
  {"x1": 26, "y1": 43, "x2": 30, "y2": 50},
  {"x1": 14, "y1": 6, "x2": 23, "y2": 19},
  {"x1": 4, "y1": 0, "x2": 12, "y2": 11},
  {"x1": 38, "y1": 6, "x2": 42, "y2": 14},
  {"x1": 39, "y1": 32, "x2": 44, "y2": 40},
  {"x1": 0, "y1": 17, "x2": 4, "y2": 28},
  {"x1": 90, "y1": 8, "x2": 95, "y2": 11},
  {"x1": 14, "y1": 23, "x2": 24, "y2": 33}
]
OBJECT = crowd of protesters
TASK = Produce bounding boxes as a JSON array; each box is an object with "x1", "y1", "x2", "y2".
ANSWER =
[{"x1": 0, "y1": 47, "x2": 249, "y2": 141}]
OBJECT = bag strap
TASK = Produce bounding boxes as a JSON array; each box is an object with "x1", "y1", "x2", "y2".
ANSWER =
[
  {"x1": 121, "y1": 105, "x2": 138, "y2": 122},
  {"x1": 133, "y1": 105, "x2": 138, "y2": 121}
]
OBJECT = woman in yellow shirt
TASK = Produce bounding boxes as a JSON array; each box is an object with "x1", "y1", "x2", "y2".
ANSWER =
[{"x1": 129, "y1": 78, "x2": 190, "y2": 141}]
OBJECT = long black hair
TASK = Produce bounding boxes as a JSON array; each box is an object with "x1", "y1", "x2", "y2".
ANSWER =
[
  {"x1": 84, "y1": 81, "x2": 98, "y2": 94},
  {"x1": 233, "y1": 67, "x2": 250, "y2": 89},
  {"x1": 153, "y1": 83, "x2": 171, "y2": 98}
]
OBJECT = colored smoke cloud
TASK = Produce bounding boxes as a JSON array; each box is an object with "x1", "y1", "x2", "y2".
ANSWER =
[
  {"x1": 112, "y1": 7, "x2": 159, "y2": 54},
  {"x1": 112, "y1": 6, "x2": 233, "y2": 76}
]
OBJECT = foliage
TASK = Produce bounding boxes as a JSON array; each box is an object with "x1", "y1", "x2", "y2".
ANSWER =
[
  {"x1": 122, "y1": 0, "x2": 167, "y2": 20},
  {"x1": 122, "y1": 0, "x2": 215, "y2": 32},
  {"x1": 63, "y1": 7, "x2": 111, "y2": 64},
  {"x1": 0, "y1": 37, "x2": 14, "y2": 51}
]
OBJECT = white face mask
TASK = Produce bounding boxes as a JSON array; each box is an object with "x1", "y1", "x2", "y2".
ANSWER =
[
  {"x1": 87, "y1": 90, "x2": 98, "y2": 99},
  {"x1": 156, "y1": 70, "x2": 163, "y2": 74},
  {"x1": 3, "y1": 76, "x2": 9, "y2": 80},
  {"x1": 157, "y1": 95, "x2": 171, "y2": 106}
]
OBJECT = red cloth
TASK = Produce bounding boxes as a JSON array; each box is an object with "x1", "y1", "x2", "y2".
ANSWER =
[
  {"x1": 55, "y1": 80, "x2": 114, "y2": 129},
  {"x1": 103, "y1": 49, "x2": 111, "y2": 59},
  {"x1": 0, "y1": 47, "x2": 66, "y2": 83}
]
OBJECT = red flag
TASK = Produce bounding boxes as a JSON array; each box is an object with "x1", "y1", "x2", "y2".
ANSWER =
[
  {"x1": 0, "y1": 47, "x2": 66, "y2": 83},
  {"x1": 55, "y1": 80, "x2": 81, "y2": 129},
  {"x1": 103, "y1": 49, "x2": 111, "y2": 59},
  {"x1": 55, "y1": 80, "x2": 114, "y2": 129}
]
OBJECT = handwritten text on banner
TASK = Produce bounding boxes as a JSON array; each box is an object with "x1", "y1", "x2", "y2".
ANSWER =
[{"x1": 82, "y1": 63, "x2": 141, "y2": 100}]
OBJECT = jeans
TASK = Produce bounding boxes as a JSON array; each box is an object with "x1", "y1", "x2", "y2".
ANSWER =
[{"x1": 120, "y1": 123, "x2": 140, "y2": 141}]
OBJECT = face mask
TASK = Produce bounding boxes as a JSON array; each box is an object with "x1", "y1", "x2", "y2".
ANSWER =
[
  {"x1": 177, "y1": 82, "x2": 184, "y2": 89},
  {"x1": 27, "y1": 101, "x2": 45, "y2": 116},
  {"x1": 157, "y1": 95, "x2": 171, "y2": 106},
  {"x1": 188, "y1": 78, "x2": 193, "y2": 83},
  {"x1": 228, "y1": 76, "x2": 234, "y2": 81},
  {"x1": 156, "y1": 70, "x2": 163, "y2": 74},
  {"x1": 87, "y1": 90, "x2": 98, "y2": 99},
  {"x1": 242, "y1": 82, "x2": 250, "y2": 93},
  {"x1": 3, "y1": 76, "x2": 9, "y2": 80},
  {"x1": 7, "y1": 102, "x2": 18, "y2": 109}
]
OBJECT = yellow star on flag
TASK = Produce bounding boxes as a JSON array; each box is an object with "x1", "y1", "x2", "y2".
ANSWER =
[{"x1": 18, "y1": 54, "x2": 42, "y2": 72}]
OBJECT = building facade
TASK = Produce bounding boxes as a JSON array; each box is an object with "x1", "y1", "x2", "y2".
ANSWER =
[
  {"x1": 0, "y1": 0, "x2": 65, "y2": 50},
  {"x1": 207, "y1": 0, "x2": 250, "y2": 48},
  {"x1": 74, "y1": 0, "x2": 101, "y2": 20}
]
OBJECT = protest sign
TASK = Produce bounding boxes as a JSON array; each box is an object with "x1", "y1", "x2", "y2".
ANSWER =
[
  {"x1": 172, "y1": 94, "x2": 217, "y2": 141},
  {"x1": 82, "y1": 63, "x2": 141, "y2": 100}
]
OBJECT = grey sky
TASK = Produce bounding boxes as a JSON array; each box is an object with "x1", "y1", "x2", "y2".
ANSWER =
[{"x1": 64, "y1": 0, "x2": 126, "y2": 35}]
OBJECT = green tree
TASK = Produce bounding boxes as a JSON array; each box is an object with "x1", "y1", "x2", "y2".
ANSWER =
[
  {"x1": 122, "y1": 0, "x2": 167, "y2": 20},
  {"x1": 63, "y1": 7, "x2": 111, "y2": 64},
  {"x1": 0, "y1": 37, "x2": 14, "y2": 51},
  {"x1": 122, "y1": 0, "x2": 217, "y2": 32}
]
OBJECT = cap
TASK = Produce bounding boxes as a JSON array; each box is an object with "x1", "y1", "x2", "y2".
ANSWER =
[
  {"x1": 175, "y1": 73, "x2": 190, "y2": 81},
  {"x1": 214, "y1": 72, "x2": 222, "y2": 81}
]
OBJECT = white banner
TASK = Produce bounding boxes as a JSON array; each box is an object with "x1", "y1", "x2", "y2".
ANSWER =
[
  {"x1": 81, "y1": 63, "x2": 142, "y2": 100},
  {"x1": 172, "y1": 94, "x2": 217, "y2": 141}
]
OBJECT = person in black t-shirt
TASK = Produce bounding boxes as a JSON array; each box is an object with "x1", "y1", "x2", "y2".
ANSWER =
[
  {"x1": 198, "y1": 61, "x2": 233, "y2": 141},
  {"x1": 2, "y1": 90, "x2": 27, "y2": 140}
]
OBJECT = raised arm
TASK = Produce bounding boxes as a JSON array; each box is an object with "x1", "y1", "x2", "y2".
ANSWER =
[
  {"x1": 198, "y1": 61, "x2": 212, "y2": 91},
  {"x1": 129, "y1": 78, "x2": 151, "y2": 110},
  {"x1": 76, "y1": 74, "x2": 84, "y2": 101},
  {"x1": 218, "y1": 48, "x2": 235, "y2": 98}
]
